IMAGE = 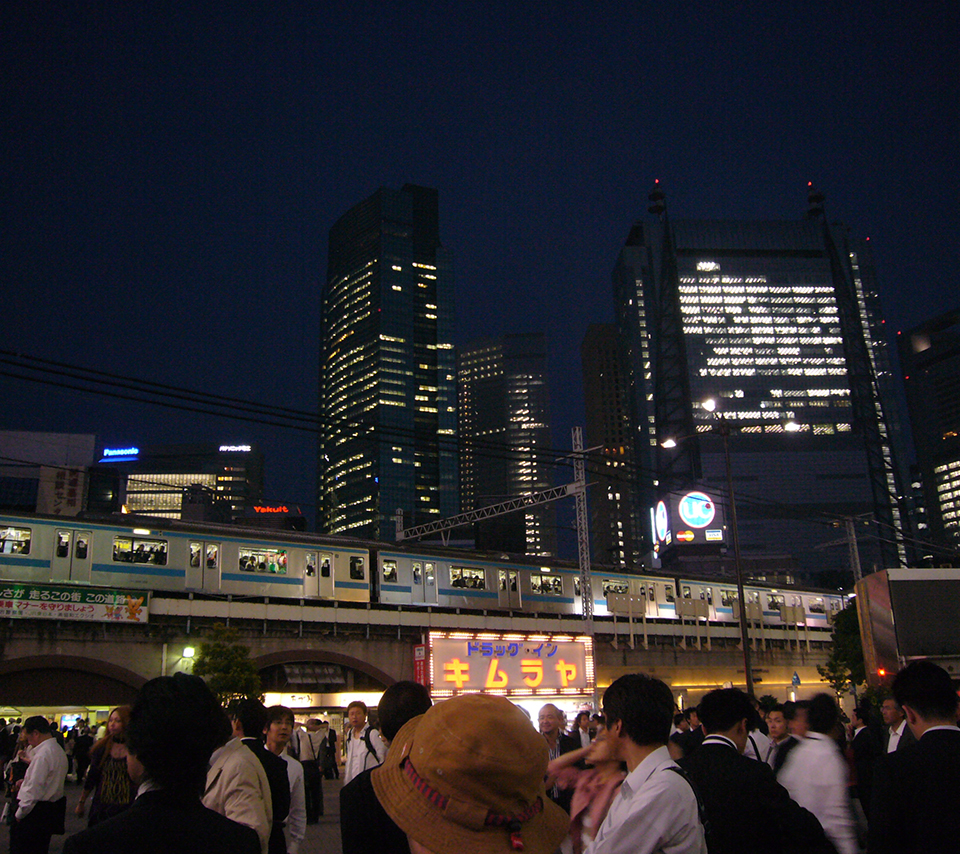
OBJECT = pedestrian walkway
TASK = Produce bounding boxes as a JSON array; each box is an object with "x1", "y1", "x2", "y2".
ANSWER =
[{"x1": 48, "y1": 774, "x2": 344, "y2": 854}]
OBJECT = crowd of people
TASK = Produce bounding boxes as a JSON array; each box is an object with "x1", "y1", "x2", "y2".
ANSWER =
[{"x1": 2, "y1": 658, "x2": 958, "y2": 854}]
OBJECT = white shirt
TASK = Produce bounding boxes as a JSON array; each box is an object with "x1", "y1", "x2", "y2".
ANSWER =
[
  {"x1": 778, "y1": 733, "x2": 857, "y2": 854},
  {"x1": 743, "y1": 729, "x2": 771, "y2": 762},
  {"x1": 342, "y1": 724, "x2": 386, "y2": 785},
  {"x1": 278, "y1": 751, "x2": 306, "y2": 854},
  {"x1": 578, "y1": 728, "x2": 593, "y2": 748},
  {"x1": 887, "y1": 719, "x2": 907, "y2": 752},
  {"x1": 15, "y1": 736, "x2": 67, "y2": 820},
  {"x1": 589, "y1": 745, "x2": 706, "y2": 854}
]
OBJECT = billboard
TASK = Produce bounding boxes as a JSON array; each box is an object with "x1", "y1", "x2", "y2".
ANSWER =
[
  {"x1": 427, "y1": 631, "x2": 594, "y2": 698},
  {"x1": 651, "y1": 488, "x2": 726, "y2": 554}
]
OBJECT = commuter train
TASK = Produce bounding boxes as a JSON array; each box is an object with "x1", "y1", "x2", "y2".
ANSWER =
[{"x1": 0, "y1": 512, "x2": 847, "y2": 626}]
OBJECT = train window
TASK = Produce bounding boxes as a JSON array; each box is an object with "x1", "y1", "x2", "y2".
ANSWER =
[
  {"x1": 602, "y1": 580, "x2": 629, "y2": 596},
  {"x1": 531, "y1": 573, "x2": 562, "y2": 595},
  {"x1": 829, "y1": 599, "x2": 841, "y2": 613},
  {"x1": 190, "y1": 542, "x2": 201, "y2": 568},
  {"x1": 682, "y1": 585, "x2": 692, "y2": 598},
  {"x1": 451, "y1": 566, "x2": 485, "y2": 589},
  {"x1": 320, "y1": 555, "x2": 332, "y2": 578},
  {"x1": 747, "y1": 591, "x2": 759, "y2": 604},
  {"x1": 75, "y1": 535, "x2": 89, "y2": 560},
  {"x1": 721, "y1": 590, "x2": 737, "y2": 607},
  {"x1": 382, "y1": 560, "x2": 398, "y2": 583},
  {"x1": 768, "y1": 594, "x2": 785, "y2": 609},
  {"x1": 648, "y1": 586, "x2": 654, "y2": 599},
  {"x1": 809, "y1": 597, "x2": 825, "y2": 614},
  {"x1": 206, "y1": 544, "x2": 219, "y2": 569},
  {"x1": 56, "y1": 531, "x2": 70, "y2": 558},
  {"x1": 663, "y1": 585, "x2": 675, "y2": 603},
  {"x1": 701, "y1": 589, "x2": 712, "y2": 604},
  {"x1": 238, "y1": 547, "x2": 286, "y2": 575},
  {"x1": 349, "y1": 556, "x2": 365, "y2": 580},
  {"x1": 425, "y1": 563, "x2": 436, "y2": 587},
  {"x1": 114, "y1": 536, "x2": 168, "y2": 566},
  {"x1": 0, "y1": 526, "x2": 32, "y2": 555},
  {"x1": 413, "y1": 563, "x2": 422, "y2": 584},
  {"x1": 305, "y1": 553, "x2": 317, "y2": 577},
  {"x1": 574, "y1": 578, "x2": 581, "y2": 597}
]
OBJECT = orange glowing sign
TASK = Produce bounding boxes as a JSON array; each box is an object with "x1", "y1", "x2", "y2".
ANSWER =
[{"x1": 428, "y1": 632, "x2": 594, "y2": 697}]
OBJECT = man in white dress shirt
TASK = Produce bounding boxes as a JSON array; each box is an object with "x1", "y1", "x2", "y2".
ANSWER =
[
  {"x1": 264, "y1": 706, "x2": 306, "y2": 854},
  {"x1": 778, "y1": 693, "x2": 857, "y2": 854},
  {"x1": 881, "y1": 697, "x2": 916, "y2": 752},
  {"x1": 341, "y1": 701, "x2": 386, "y2": 786},
  {"x1": 10, "y1": 716, "x2": 68, "y2": 854},
  {"x1": 590, "y1": 673, "x2": 706, "y2": 854}
]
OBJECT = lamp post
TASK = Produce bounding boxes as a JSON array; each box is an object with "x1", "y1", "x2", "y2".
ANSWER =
[{"x1": 664, "y1": 398, "x2": 755, "y2": 697}]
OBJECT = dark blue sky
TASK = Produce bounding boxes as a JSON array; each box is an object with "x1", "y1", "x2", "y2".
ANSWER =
[{"x1": 3, "y1": 2, "x2": 957, "y2": 537}]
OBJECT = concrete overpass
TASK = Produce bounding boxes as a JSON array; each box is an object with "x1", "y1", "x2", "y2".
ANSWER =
[{"x1": 0, "y1": 593, "x2": 834, "y2": 713}]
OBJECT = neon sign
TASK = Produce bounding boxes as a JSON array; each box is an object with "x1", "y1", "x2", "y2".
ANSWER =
[
  {"x1": 219, "y1": 445, "x2": 252, "y2": 452},
  {"x1": 678, "y1": 491, "x2": 716, "y2": 528},
  {"x1": 253, "y1": 505, "x2": 288, "y2": 514},
  {"x1": 101, "y1": 447, "x2": 139, "y2": 458}
]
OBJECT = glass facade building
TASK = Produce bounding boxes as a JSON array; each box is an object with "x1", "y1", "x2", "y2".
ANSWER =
[
  {"x1": 614, "y1": 199, "x2": 905, "y2": 578},
  {"x1": 900, "y1": 309, "x2": 960, "y2": 561},
  {"x1": 458, "y1": 333, "x2": 555, "y2": 556},
  {"x1": 580, "y1": 324, "x2": 643, "y2": 567},
  {"x1": 319, "y1": 185, "x2": 458, "y2": 539}
]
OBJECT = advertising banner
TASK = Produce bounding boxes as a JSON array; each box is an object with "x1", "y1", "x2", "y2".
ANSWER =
[
  {"x1": 0, "y1": 582, "x2": 149, "y2": 623},
  {"x1": 428, "y1": 631, "x2": 594, "y2": 697}
]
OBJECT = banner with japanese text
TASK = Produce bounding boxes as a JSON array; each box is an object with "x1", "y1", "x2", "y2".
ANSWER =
[
  {"x1": 429, "y1": 632, "x2": 594, "y2": 697},
  {"x1": 0, "y1": 582, "x2": 149, "y2": 623}
]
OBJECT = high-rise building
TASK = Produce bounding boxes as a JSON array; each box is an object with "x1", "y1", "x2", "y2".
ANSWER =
[
  {"x1": 613, "y1": 185, "x2": 906, "y2": 578},
  {"x1": 580, "y1": 324, "x2": 643, "y2": 567},
  {"x1": 96, "y1": 442, "x2": 264, "y2": 521},
  {"x1": 319, "y1": 185, "x2": 458, "y2": 539},
  {"x1": 458, "y1": 334, "x2": 556, "y2": 556},
  {"x1": 900, "y1": 309, "x2": 960, "y2": 561}
]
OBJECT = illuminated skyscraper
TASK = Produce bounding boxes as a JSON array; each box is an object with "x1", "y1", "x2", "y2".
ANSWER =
[
  {"x1": 458, "y1": 334, "x2": 556, "y2": 556},
  {"x1": 580, "y1": 324, "x2": 643, "y2": 567},
  {"x1": 614, "y1": 185, "x2": 905, "y2": 577},
  {"x1": 318, "y1": 185, "x2": 458, "y2": 538},
  {"x1": 900, "y1": 309, "x2": 960, "y2": 561}
]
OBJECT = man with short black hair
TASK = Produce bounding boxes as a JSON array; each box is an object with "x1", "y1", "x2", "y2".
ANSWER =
[
  {"x1": 880, "y1": 695, "x2": 917, "y2": 752},
  {"x1": 778, "y1": 693, "x2": 857, "y2": 854},
  {"x1": 678, "y1": 689, "x2": 832, "y2": 854},
  {"x1": 342, "y1": 700, "x2": 386, "y2": 785},
  {"x1": 591, "y1": 673, "x2": 706, "y2": 854},
  {"x1": 263, "y1": 706, "x2": 305, "y2": 854},
  {"x1": 340, "y1": 681, "x2": 432, "y2": 854},
  {"x1": 229, "y1": 699, "x2": 290, "y2": 854},
  {"x1": 9, "y1": 717, "x2": 67, "y2": 854},
  {"x1": 869, "y1": 660, "x2": 960, "y2": 854},
  {"x1": 62, "y1": 673, "x2": 259, "y2": 854}
]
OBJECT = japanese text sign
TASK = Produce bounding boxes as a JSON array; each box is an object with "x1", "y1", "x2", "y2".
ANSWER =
[{"x1": 0, "y1": 583, "x2": 149, "y2": 624}]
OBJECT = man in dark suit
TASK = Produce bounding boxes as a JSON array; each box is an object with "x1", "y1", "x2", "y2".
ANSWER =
[
  {"x1": 869, "y1": 660, "x2": 960, "y2": 854},
  {"x1": 62, "y1": 673, "x2": 259, "y2": 854},
  {"x1": 340, "y1": 681, "x2": 433, "y2": 854},
  {"x1": 538, "y1": 703, "x2": 581, "y2": 812},
  {"x1": 229, "y1": 700, "x2": 290, "y2": 854},
  {"x1": 849, "y1": 702, "x2": 881, "y2": 821},
  {"x1": 679, "y1": 688, "x2": 834, "y2": 854},
  {"x1": 772, "y1": 700, "x2": 809, "y2": 776},
  {"x1": 880, "y1": 696, "x2": 917, "y2": 752}
]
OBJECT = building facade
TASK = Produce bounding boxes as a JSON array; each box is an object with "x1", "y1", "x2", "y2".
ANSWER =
[
  {"x1": 318, "y1": 185, "x2": 458, "y2": 539},
  {"x1": 580, "y1": 324, "x2": 643, "y2": 567},
  {"x1": 900, "y1": 309, "x2": 960, "y2": 562},
  {"x1": 97, "y1": 442, "x2": 264, "y2": 522},
  {"x1": 458, "y1": 334, "x2": 556, "y2": 556},
  {"x1": 613, "y1": 186, "x2": 905, "y2": 578}
]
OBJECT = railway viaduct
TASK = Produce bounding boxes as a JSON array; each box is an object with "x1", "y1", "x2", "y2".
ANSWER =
[{"x1": 0, "y1": 593, "x2": 834, "y2": 709}]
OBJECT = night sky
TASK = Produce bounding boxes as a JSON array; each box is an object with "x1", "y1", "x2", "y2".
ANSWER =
[{"x1": 3, "y1": 2, "x2": 957, "y2": 545}]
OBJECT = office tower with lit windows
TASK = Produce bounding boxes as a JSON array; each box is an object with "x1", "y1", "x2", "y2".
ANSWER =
[
  {"x1": 900, "y1": 309, "x2": 960, "y2": 561},
  {"x1": 580, "y1": 324, "x2": 643, "y2": 567},
  {"x1": 613, "y1": 185, "x2": 905, "y2": 578},
  {"x1": 458, "y1": 334, "x2": 556, "y2": 556},
  {"x1": 319, "y1": 185, "x2": 458, "y2": 539}
]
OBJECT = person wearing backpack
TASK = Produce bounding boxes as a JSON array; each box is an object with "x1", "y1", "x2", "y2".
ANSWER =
[{"x1": 342, "y1": 701, "x2": 385, "y2": 785}]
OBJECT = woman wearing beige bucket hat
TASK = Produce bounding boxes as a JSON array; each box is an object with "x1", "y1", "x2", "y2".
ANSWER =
[{"x1": 371, "y1": 693, "x2": 569, "y2": 854}]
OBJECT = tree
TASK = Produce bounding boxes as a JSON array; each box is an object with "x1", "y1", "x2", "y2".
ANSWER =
[
  {"x1": 192, "y1": 624, "x2": 262, "y2": 704},
  {"x1": 816, "y1": 602, "x2": 866, "y2": 699}
]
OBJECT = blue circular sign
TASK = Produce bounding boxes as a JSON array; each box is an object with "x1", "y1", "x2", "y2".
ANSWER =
[
  {"x1": 678, "y1": 491, "x2": 715, "y2": 529},
  {"x1": 655, "y1": 501, "x2": 669, "y2": 542}
]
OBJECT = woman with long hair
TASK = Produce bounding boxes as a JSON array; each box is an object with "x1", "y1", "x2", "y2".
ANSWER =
[{"x1": 75, "y1": 706, "x2": 136, "y2": 826}]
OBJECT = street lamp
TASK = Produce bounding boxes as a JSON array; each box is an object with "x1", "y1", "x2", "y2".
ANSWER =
[{"x1": 662, "y1": 398, "x2": 755, "y2": 697}]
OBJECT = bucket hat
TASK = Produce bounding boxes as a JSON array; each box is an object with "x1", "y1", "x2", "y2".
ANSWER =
[{"x1": 371, "y1": 693, "x2": 569, "y2": 854}]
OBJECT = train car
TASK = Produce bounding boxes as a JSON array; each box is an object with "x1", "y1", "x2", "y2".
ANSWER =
[
  {"x1": 0, "y1": 513, "x2": 372, "y2": 603},
  {"x1": 677, "y1": 577, "x2": 846, "y2": 627}
]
